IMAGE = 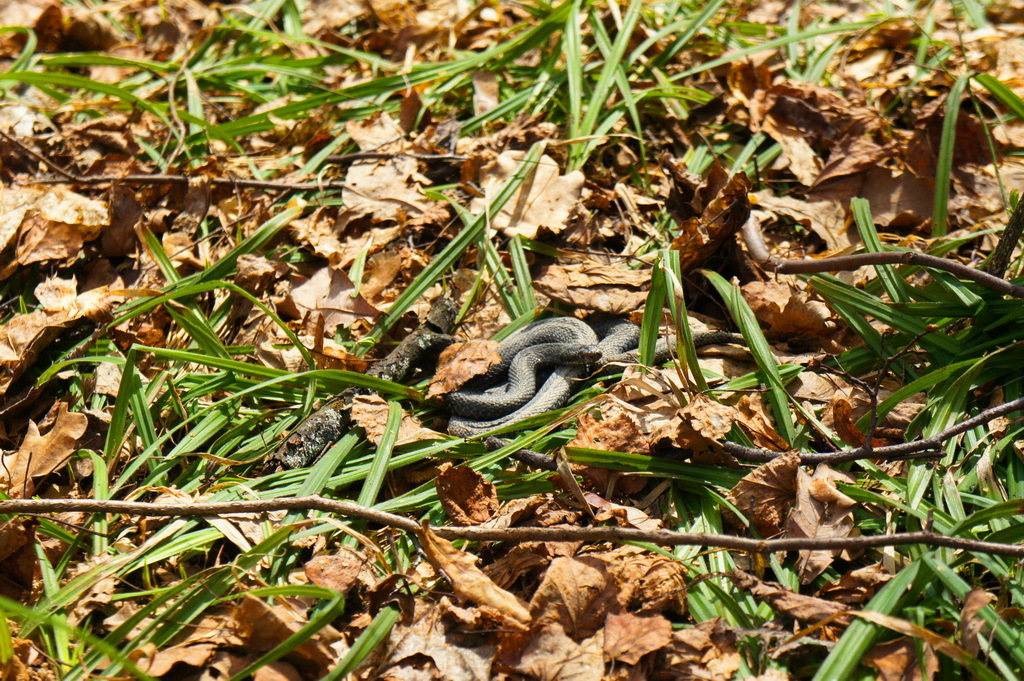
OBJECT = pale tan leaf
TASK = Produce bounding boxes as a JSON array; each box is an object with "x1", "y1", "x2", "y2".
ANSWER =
[
  {"x1": 0, "y1": 403, "x2": 88, "y2": 497},
  {"x1": 469, "y1": 151, "x2": 584, "y2": 239},
  {"x1": 350, "y1": 394, "x2": 442, "y2": 446},
  {"x1": 417, "y1": 523, "x2": 531, "y2": 625}
]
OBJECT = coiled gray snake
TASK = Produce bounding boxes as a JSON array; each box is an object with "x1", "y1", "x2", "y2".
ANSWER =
[{"x1": 445, "y1": 318, "x2": 744, "y2": 437}]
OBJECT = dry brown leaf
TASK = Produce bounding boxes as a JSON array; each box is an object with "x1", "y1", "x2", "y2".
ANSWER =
[
  {"x1": 470, "y1": 151, "x2": 584, "y2": 239},
  {"x1": 959, "y1": 589, "x2": 995, "y2": 655},
  {"x1": 169, "y1": 175, "x2": 211, "y2": 234},
  {"x1": 533, "y1": 261, "x2": 648, "y2": 314},
  {"x1": 731, "y1": 571, "x2": 851, "y2": 639},
  {"x1": 741, "y1": 277, "x2": 833, "y2": 338},
  {"x1": 784, "y1": 465, "x2": 858, "y2": 584},
  {"x1": 0, "y1": 520, "x2": 38, "y2": 603},
  {"x1": 676, "y1": 394, "x2": 736, "y2": 456},
  {"x1": 350, "y1": 394, "x2": 442, "y2": 446},
  {"x1": 417, "y1": 523, "x2": 532, "y2": 625},
  {"x1": 381, "y1": 602, "x2": 496, "y2": 681},
  {"x1": 750, "y1": 191, "x2": 852, "y2": 252},
  {"x1": 726, "y1": 452, "x2": 799, "y2": 537},
  {"x1": 603, "y1": 611, "x2": 672, "y2": 664},
  {"x1": 14, "y1": 188, "x2": 109, "y2": 267},
  {"x1": 304, "y1": 549, "x2": 372, "y2": 596},
  {"x1": 340, "y1": 112, "x2": 434, "y2": 222},
  {"x1": 603, "y1": 549, "x2": 688, "y2": 614},
  {"x1": 278, "y1": 265, "x2": 380, "y2": 334},
  {"x1": 301, "y1": 0, "x2": 367, "y2": 36},
  {"x1": 342, "y1": 157, "x2": 434, "y2": 223},
  {"x1": 1, "y1": 403, "x2": 88, "y2": 497},
  {"x1": 233, "y1": 596, "x2": 339, "y2": 673},
  {"x1": 0, "y1": 638, "x2": 50, "y2": 681},
  {"x1": 856, "y1": 609, "x2": 973, "y2": 666},
  {"x1": 529, "y1": 556, "x2": 617, "y2": 639},
  {"x1": 570, "y1": 409, "x2": 650, "y2": 455},
  {"x1": 670, "y1": 164, "x2": 751, "y2": 272},
  {"x1": 863, "y1": 636, "x2": 939, "y2": 681},
  {"x1": 138, "y1": 642, "x2": 221, "y2": 678},
  {"x1": 290, "y1": 208, "x2": 405, "y2": 269},
  {"x1": 507, "y1": 622, "x2": 604, "y2": 681},
  {"x1": 251, "y1": 329, "x2": 364, "y2": 372},
  {"x1": 436, "y1": 464, "x2": 499, "y2": 526},
  {"x1": 734, "y1": 393, "x2": 790, "y2": 451},
  {"x1": 815, "y1": 564, "x2": 891, "y2": 605},
  {"x1": 483, "y1": 540, "x2": 579, "y2": 589},
  {"x1": 661, "y1": 618, "x2": 742, "y2": 679},
  {"x1": 427, "y1": 340, "x2": 502, "y2": 399},
  {"x1": 819, "y1": 165, "x2": 934, "y2": 229},
  {"x1": 472, "y1": 70, "x2": 500, "y2": 115},
  {"x1": 588, "y1": 495, "x2": 661, "y2": 532}
]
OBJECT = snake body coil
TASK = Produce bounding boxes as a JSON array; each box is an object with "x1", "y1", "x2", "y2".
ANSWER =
[{"x1": 446, "y1": 318, "x2": 743, "y2": 437}]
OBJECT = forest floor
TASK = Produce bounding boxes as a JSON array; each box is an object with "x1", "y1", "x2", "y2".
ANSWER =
[{"x1": 2, "y1": 0, "x2": 1024, "y2": 679}]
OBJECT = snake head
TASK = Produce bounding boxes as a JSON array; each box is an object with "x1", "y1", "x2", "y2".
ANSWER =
[{"x1": 579, "y1": 345, "x2": 603, "y2": 371}]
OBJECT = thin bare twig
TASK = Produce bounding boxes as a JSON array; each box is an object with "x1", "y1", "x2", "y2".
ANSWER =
[
  {"x1": 721, "y1": 395, "x2": 1024, "y2": 462},
  {"x1": 741, "y1": 215, "x2": 1024, "y2": 299},
  {"x1": 3, "y1": 495, "x2": 1021, "y2": 556},
  {"x1": 34, "y1": 173, "x2": 346, "y2": 192}
]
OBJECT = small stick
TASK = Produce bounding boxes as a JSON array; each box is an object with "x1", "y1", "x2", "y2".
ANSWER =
[{"x1": 741, "y1": 215, "x2": 1024, "y2": 298}]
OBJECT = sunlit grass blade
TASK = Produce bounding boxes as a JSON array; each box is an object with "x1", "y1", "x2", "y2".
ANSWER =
[{"x1": 932, "y1": 75, "x2": 971, "y2": 237}]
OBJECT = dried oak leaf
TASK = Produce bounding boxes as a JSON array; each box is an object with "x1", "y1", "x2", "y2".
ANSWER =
[
  {"x1": 529, "y1": 556, "x2": 617, "y2": 639},
  {"x1": 417, "y1": 523, "x2": 532, "y2": 626},
  {"x1": 381, "y1": 602, "x2": 497, "y2": 681},
  {"x1": 469, "y1": 151, "x2": 584, "y2": 239},
  {"x1": 959, "y1": 589, "x2": 995, "y2": 656},
  {"x1": 427, "y1": 340, "x2": 501, "y2": 399},
  {"x1": 863, "y1": 637, "x2": 939, "y2": 681},
  {"x1": 0, "y1": 520, "x2": 38, "y2": 603},
  {"x1": 571, "y1": 409, "x2": 650, "y2": 455},
  {"x1": 741, "y1": 277, "x2": 833, "y2": 338},
  {"x1": 15, "y1": 188, "x2": 108, "y2": 267},
  {"x1": 750, "y1": 191, "x2": 851, "y2": 252},
  {"x1": 533, "y1": 261, "x2": 648, "y2": 315},
  {"x1": 472, "y1": 70, "x2": 500, "y2": 115},
  {"x1": 730, "y1": 571, "x2": 851, "y2": 639},
  {"x1": 604, "y1": 611, "x2": 672, "y2": 665},
  {"x1": 304, "y1": 549, "x2": 372, "y2": 596},
  {"x1": 350, "y1": 394, "x2": 442, "y2": 446},
  {"x1": 483, "y1": 540, "x2": 579, "y2": 589},
  {"x1": 725, "y1": 452, "x2": 800, "y2": 537},
  {"x1": 278, "y1": 265, "x2": 380, "y2": 335},
  {"x1": 232, "y1": 595, "x2": 340, "y2": 674},
  {"x1": 436, "y1": 464, "x2": 499, "y2": 526},
  {"x1": 670, "y1": 164, "x2": 751, "y2": 272},
  {"x1": 675, "y1": 394, "x2": 736, "y2": 461},
  {"x1": 588, "y1": 495, "x2": 661, "y2": 531},
  {"x1": 341, "y1": 113, "x2": 433, "y2": 222},
  {"x1": 784, "y1": 465, "x2": 858, "y2": 584},
  {"x1": 815, "y1": 564, "x2": 891, "y2": 605},
  {"x1": 0, "y1": 403, "x2": 87, "y2": 497},
  {"x1": 503, "y1": 622, "x2": 604, "y2": 681},
  {"x1": 661, "y1": 618, "x2": 742, "y2": 679},
  {"x1": 342, "y1": 157, "x2": 434, "y2": 223},
  {"x1": 604, "y1": 548, "x2": 688, "y2": 614}
]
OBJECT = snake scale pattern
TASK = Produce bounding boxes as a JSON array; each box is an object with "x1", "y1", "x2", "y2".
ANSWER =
[{"x1": 445, "y1": 317, "x2": 744, "y2": 436}]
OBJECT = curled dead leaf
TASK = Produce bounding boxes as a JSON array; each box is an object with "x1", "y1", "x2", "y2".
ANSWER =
[
  {"x1": 417, "y1": 522, "x2": 532, "y2": 626},
  {"x1": 436, "y1": 465, "x2": 499, "y2": 526},
  {"x1": 427, "y1": 340, "x2": 501, "y2": 399}
]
